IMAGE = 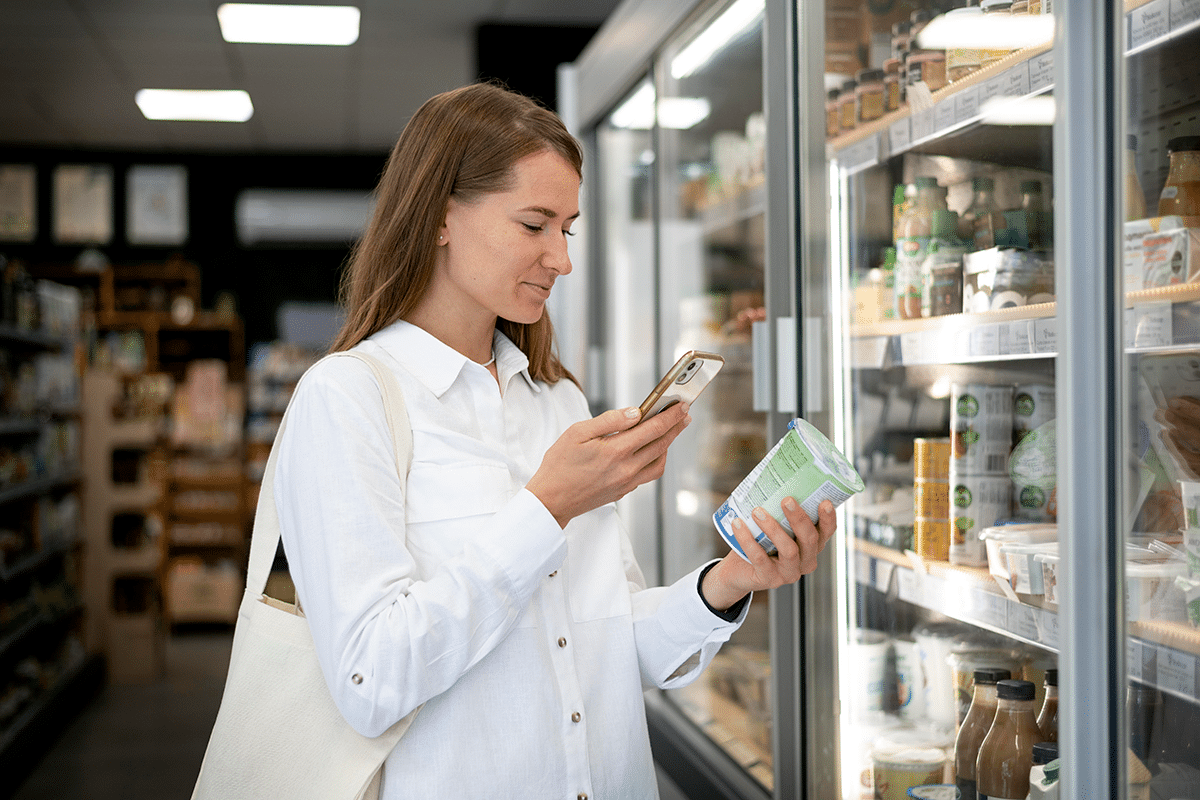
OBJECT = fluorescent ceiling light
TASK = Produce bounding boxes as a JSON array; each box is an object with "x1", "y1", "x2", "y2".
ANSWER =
[
  {"x1": 610, "y1": 85, "x2": 711, "y2": 130},
  {"x1": 217, "y1": 3, "x2": 360, "y2": 45},
  {"x1": 671, "y1": 0, "x2": 765, "y2": 79},
  {"x1": 136, "y1": 89, "x2": 254, "y2": 122},
  {"x1": 918, "y1": 11, "x2": 1053, "y2": 50},
  {"x1": 980, "y1": 95, "x2": 1056, "y2": 126}
]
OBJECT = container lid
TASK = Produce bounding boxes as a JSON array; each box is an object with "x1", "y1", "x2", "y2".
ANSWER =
[
  {"x1": 972, "y1": 176, "x2": 996, "y2": 192},
  {"x1": 1128, "y1": 133, "x2": 1138, "y2": 151},
  {"x1": 842, "y1": 79, "x2": 858, "y2": 92},
  {"x1": 981, "y1": 0, "x2": 1014, "y2": 10},
  {"x1": 931, "y1": 209, "x2": 959, "y2": 238},
  {"x1": 910, "y1": 9, "x2": 932, "y2": 24},
  {"x1": 828, "y1": 88, "x2": 840, "y2": 101},
  {"x1": 1044, "y1": 667, "x2": 1058, "y2": 686},
  {"x1": 1000, "y1": 541, "x2": 1059, "y2": 556},
  {"x1": 1167, "y1": 135, "x2": 1200, "y2": 153},
  {"x1": 892, "y1": 20, "x2": 912, "y2": 35},
  {"x1": 787, "y1": 417, "x2": 865, "y2": 493},
  {"x1": 1032, "y1": 741, "x2": 1060, "y2": 765},
  {"x1": 973, "y1": 667, "x2": 1012, "y2": 684},
  {"x1": 884, "y1": 57, "x2": 902, "y2": 73},
  {"x1": 980, "y1": 524, "x2": 1058, "y2": 544},
  {"x1": 857, "y1": 68, "x2": 886, "y2": 83},
  {"x1": 1125, "y1": 559, "x2": 1188, "y2": 578},
  {"x1": 1034, "y1": 550, "x2": 1060, "y2": 564},
  {"x1": 1020, "y1": 179, "x2": 1044, "y2": 194},
  {"x1": 907, "y1": 786, "x2": 960, "y2": 799},
  {"x1": 915, "y1": 176, "x2": 941, "y2": 189},
  {"x1": 997, "y1": 679, "x2": 1036, "y2": 701}
]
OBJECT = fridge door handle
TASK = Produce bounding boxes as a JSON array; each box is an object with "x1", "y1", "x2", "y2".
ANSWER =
[{"x1": 752, "y1": 319, "x2": 771, "y2": 412}]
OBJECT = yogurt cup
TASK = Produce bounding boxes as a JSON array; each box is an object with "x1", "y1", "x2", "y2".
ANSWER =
[
  {"x1": 713, "y1": 417, "x2": 864, "y2": 561},
  {"x1": 981, "y1": 523, "x2": 1057, "y2": 582},
  {"x1": 949, "y1": 476, "x2": 1012, "y2": 567},
  {"x1": 871, "y1": 748, "x2": 947, "y2": 800},
  {"x1": 1126, "y1": 558, "x2": 1188, "y2": 622},
  {"x1": 950, "y1": 384, "x2": 1013, "y2": 476},
  {"x1": 913, "y1": 623, "x2": 963, "y2": 727},
  {"x1": 1001, "y1": 542, "x2": 1058, "y2": 597}
]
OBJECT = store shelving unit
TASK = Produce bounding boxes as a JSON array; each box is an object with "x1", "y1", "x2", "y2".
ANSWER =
[{"x1": 1, "y1": 302, "x2": 103, "y2": 784}]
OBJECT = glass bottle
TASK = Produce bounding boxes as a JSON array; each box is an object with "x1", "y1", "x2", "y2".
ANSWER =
[
  {"x1": 976, "y1": 679, "x2": 1042, "y2": 800},
  {"x1": 953, "y1": 667, "x2": 1011, "y2": 800},
  {"x1": 895, "y1": 177, "x2": 947, "y2": 319},
  {"x1": 1157, "y1": 135, "x2": 1200, "y2": 218},
  {"x1": 1019, "y1": 180, "x2": 1048, "y2": 251},
  {"x1": 1036, "y1": 668, "x2": 1058, "y2": 742},
  {"x1": 980, "y1": 0, "x2": 1016, "y2": 68},
  {"x1": 1125, "y1": 134, "x2": 1147, "y2": 221},
  {"x1": 826, "y1": 88, "x2": 841, "y2": 139},
  {"x1": 838, "y1": 79, "x2": 858, "y2": 133},
  {"x1": 959, "y1": 176, "x2": 1004, "y2": 250},
  {"x1": 923, "y1": 209, "x2": 968, "y2": 317}
]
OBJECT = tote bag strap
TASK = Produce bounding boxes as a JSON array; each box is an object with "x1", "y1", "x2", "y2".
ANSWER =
[{"x1": 245, "y1": 350, "x2": 413, "y2": 597}]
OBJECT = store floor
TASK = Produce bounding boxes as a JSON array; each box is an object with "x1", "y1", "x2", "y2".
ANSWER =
[{"x1": 13, "y1": 630, "x2": 691, "y2": 800}]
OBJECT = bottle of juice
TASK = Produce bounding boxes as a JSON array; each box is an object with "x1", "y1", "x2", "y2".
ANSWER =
[
  {"x1": 922, "y1": 209, "x2": 969, "y2": 317},
  {"x1": 953, "y1": 667, "x2": 1011, "y2": 800},
  {"x1": 1125, "y1": 134, "x2": 1147, "y2": 221},
  {"x1": 895, "y1": 176, "x2": 947, "y2": 319},
  {"x1": 1036, "y1": 668, "x2": 1058, "y2": 741},
  {"x1": 959, "y1": 176, "x2": 1005, "y2": 250},
  {"x1": 1158, "y1": 135, "x2": 1200, "y2": 218},
  {"x1": 976, "y1": 679, "x2": 1042, "y2": 799},
  {"x1": 1019, "y1": 180, "x2": 1049, "y2": 251}
]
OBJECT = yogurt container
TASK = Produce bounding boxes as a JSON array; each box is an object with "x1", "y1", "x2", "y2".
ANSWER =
[
  {"x1": 713, "y1": 417, "x2": 864, "y2": 561},
  {"x1": 1001, "y1": 542, "x2": 1058, "y2": 596},
  {"x1": 949, "y1": 476, "x2": 1012, "y2": 567},
  {"x1": 1010, "y1": 419, "x2": 1057, "y2": 521},
  {"x1": 913, "y1": 623, "x2": 963, "y2": 727},
  {"x1": 1126, "y1": 558, "x2": 1188, "y2": 622},
  {"x1": 950, "y1": 384, "x2": 1013, "y2": 476},
  {"x1": 893, "y1": 637, "x2": 926, "y2": 719},
  {"x1": 871, "y1": 747, "x2": 948, "y2": 800},
  {"x1": 980, "y1": 523, "x2": 1057, "y2": 583},
  {"x1": 1013, "y1": 384, "x2": 1055, "y2": 442}
]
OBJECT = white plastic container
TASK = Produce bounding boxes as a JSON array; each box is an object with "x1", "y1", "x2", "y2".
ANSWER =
[
  {"x1": 1126, "y1": 559, "x2": 1188, "y2": 622},
  {"x1": 1001, "y1": 541, "x2": 1059, "y2": 596},
  {"x1": 981, "y1": 523, "x2": 1057, "y2": 582},
  {"x1": 1035, "y1": 551, "x2": 1061, "y2": 607}
]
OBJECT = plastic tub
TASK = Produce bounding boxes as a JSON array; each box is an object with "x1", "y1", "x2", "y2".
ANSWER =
[
  {"x1": 982, "y1": 523, "x2": 1057, "y2": 582},
  {"x1": 1001, "y1": 541, "x2": 1059, "y2": 597},
  {"x1": 1126, "y1": 559, "x2": 1188, "y2": 622}
]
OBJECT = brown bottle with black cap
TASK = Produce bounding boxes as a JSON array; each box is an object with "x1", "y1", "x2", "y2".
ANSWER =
[
  {"x1": 953, "y1": 667, "x2": 1011, "y2": 800},
  {"x1": 976, "y1": 679, "x2": 1041, "y2": 799},
  {"x1": 1036, "y1": 668, "x2": 1058, "y2": 742}
]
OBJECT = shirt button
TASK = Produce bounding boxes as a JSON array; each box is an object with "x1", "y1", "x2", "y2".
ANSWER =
[
  {"x1": 558, "y1": 637, "x2": 567, "y2": 648},
  {"x1": 571, "y1": 711, "x2": 581, "y2": 723},
  {"x1": 351, "y1": 674, "x2": 363, "y2": 685},
  {"x1": 577, "y1": 794, "x2": 588, "y2": 800},
  {"x1": 549, "y1": 570, "x2": 558, "y2": 578}
]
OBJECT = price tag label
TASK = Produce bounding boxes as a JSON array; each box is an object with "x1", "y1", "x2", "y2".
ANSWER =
[
  {"x1": 975, "y1": 590, "x2": 1008, "y2": 629},
  {"x1": 970, "y1": 324, "x2": 1000, "y2": 358},
  {"x1": 1141, "y1": 641, "x2": 1159, "y2": 679},
  {"x1": 889, "y1": 118, "x2": 912, "y2": 154},
  {"x1": 876, "y1": 560, "x2": 896, "y2": 593},
  {"x1": 1029, "y1": 52, "x2": 1054, "y2": 92},
  {"x1": 1037, "y1": 609, "x2": 1059, "y2": 649},
  {"x1": 1156, "y1": 647, "x2": 1198, "y2": 698},
  {"x1": 898, "y1": 568, "x2": 921, "y2": 605},
  {"x1": 1033, "y1": 317, "x2": 1057, "y2": 354},
  {"x1": 1011, "y1": 604, "x2": 1041, "y2": 642},
  {"x1": 1128, "y1": 639, "x2": 1143, "y2": 681},
  {"x1": 955, "y1": 87, "x2": 981, "y2": 123},
  {"x1": 1131, "y1": 0, "x2": 1171, "y2": 48},
  {"x1": 935, "y1": 101, "x2": 956, "y2": 133},
  {"x1": 912, "y1": 109, "x2": 936, "y2": 142},
  {"x1": 998, "y1": 320, "x2": 1031, "y2": 356},
  {"x1": 1172, "y1": 0, "x2": 1200, "y2": 28},
  {"x1": 1003, "y1": 65, "x2": 1031, "y2": 97},
  {"x1": 1128, "y1": 302, "x2": 1173, "y2": 348},
  {"x1": 841, "y1": 135, "x2": 880, "y2": 174},
  {"x1": 980, "y1": 75, "x2": 1005, "y2": 105},
  {"x1": 900, "y1": 331, "x2": 923, "y2": 365}
]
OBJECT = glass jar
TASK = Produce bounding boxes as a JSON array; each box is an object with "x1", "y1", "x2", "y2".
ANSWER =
[
  {"x1": 945, "y1": 6, "x2": 984, "y2": 82},
  {"x1": 838, "y1": 80, "x2": 858, "y2": 133},
  {"x1": 980, "y1": 0, "x2": 1016, "y2": 68},
  {"x1": 884, "y1": 58, "x2": 903, "y2": 111},
  {"x1": 891, "y1": 20, "x2": 912, "y2": 60},
  {"x1": 1012, "y1": 0, "x2": 1030, "y2": 12},
  {"x1": 826, "y1": 88, "x2": 841, "y2": 138},
  {"x1": 908, "y1": 46, "x2": 948, "y2": 93},
  {"x1": 856, "y1": 69, "x2": 886, "y2": 123},
  {"x1": 1158, "y1": 135, "x2": 1200, "y2": 219}
]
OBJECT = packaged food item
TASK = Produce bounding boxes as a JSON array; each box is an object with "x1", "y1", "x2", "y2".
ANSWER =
[
  {"x1": 1122, "y1": 215, "x2": 1200, "y2": 290},
  {"x1": 895, "y1": 178, "x2": 948, "y2": 320},
  {"x1": 1013, "y1": 384, "x2": 1055, "y2": 443},
  {"x1": 1036, "y1": 669, "x2": 1058, "y2": 741},
  {"x1": 1035, "y1": 550, "x2": 1060, "y2": 606},
  {"x1": 1125, "y1": 558, "x2": 1188, "y2": 622},
  {"x1": 1001, "y1": 542, "x2": 1059, "y2": 596},
  {"x1": 1158, "y1": 135, "x2": 1200, "y2": 218},
  {"x1": 944, "y1": 6, "x2": 983, "y2": 82},
  {"x1": 962, "y1": 247, "x2": 1053, "y2": 312},
  {"x1": 1009, "y1": 418, "x2": 1057, "y2": 521},
  {"x1": 951, "y1": 384, "x2": 1013, "y2": 477},
  {"x1": 1028, "y1": 743, "x2": 1060, "y2": 800},
  {"x1": 1016, "y1": 180, "x2": 1051, "y2": 252},
  {"x1": 915, "y1": 517, "x2": 951, "y2": 561},
  {"x1": 981, "y1": 524, "x2": 1056, "y2": 583},
  {"x1": 884, "y1": 58, "x2": 903, "y2": 112},
  {"x1": 713, "y1": 417, "x2": 864, "y2": 561},
  {"x1": 850, "y1": 630, "x2": 893, "y2": 717},
  {"x1": 873, "y1": 749, "x2": 947, "y2": 800},
  {"x1": 975, "y1": 679, "x2": 1041, "y2": 800},
  {"x1": 959, "y1": 177, "x2": 1005, "y2": 251},
  {"x1": 1180, "y1": 576, "x2": 1200, "y2": 627},
  {"x1": 953, "y1": 667, "x2": 1010, "y2": 800},
  {"x1": 914, "y1": 479, "x2": 950, "y2": 519},
  {"x1": 906, "y1": 787, "x2": 959, "y2": 799},
  {"x1": 1126, "y1": 134, "x2": 1147, "y2": 221},
  {"x1": 857, "y1": 69, "x2": 886, "y2": 124},
  {"x1": 840, "y1": 80, "x2": 859, "y2": 132},
  {"x1": 914, "y1": 437, "x2": 951, "y2": 481},
  {"x1": 880, "y1": 247, "x2": 897, "y2": 320},
  {"x1": 894, "y1": 636, "x2": 926, "y2": 719},
  {"x1": 921, "y1": 210, "x2": 968, "y2": 318},
  {"x1": 951, "y1": 477, "x2": 1012, "y2": 566},
  {"x1": 979, "y1": 0, "x2": 1017, "y2": 67},
  {"x1": 948, "y1": 650, "x2": 1024, "y2": 727}
]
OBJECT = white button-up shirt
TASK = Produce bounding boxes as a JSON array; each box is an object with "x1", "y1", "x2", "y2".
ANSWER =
[{"x1": 274, "y1": 321, "x2": 748, "y2": 800}]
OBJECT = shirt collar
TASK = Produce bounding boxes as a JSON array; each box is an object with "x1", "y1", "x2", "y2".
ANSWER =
[{"x1": 369, "y1": 320, "x2": 540, "y2": 397}]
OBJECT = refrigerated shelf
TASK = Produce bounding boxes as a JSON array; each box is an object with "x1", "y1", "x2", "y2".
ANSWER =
[
  {"x1": 852, "y1": 537, "x2": 1200, "y2": 706},
  {"x1": 850, "y1": 284, "x2": 1200, "y2": 368}
]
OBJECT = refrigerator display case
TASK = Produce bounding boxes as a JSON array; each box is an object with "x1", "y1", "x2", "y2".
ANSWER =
[{"x1": 812, "y1": 1, "x2": 1200, "y2": 798}]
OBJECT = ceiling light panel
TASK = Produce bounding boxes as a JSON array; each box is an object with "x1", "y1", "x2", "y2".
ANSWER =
[
  {"x1": 217, "y1": 4, "x2": 361, "y2": 46},
  {"x1": 136, "y1": 89, "x2": 254, "y2": 122}
]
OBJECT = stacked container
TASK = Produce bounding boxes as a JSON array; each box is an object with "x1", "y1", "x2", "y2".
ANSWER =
[
  {"x1": 950, "y1": 384, "x2": 1014, "y2": 566},
  {"x1": 914, "y1": 437, "x2": 952, "y2": 560}
]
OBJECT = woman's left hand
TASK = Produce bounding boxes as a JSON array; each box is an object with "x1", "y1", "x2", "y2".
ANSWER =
[{"x1": 700, "y1": 498, "x2": 837, "y2": 611}]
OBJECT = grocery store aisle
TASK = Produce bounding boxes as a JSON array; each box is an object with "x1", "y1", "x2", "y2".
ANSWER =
[
  {"x1": 12, "y1": 630, "x2": 231, "y2": 800},
  {"x1": 11, "y1": 630, "x2": 692, "y2": 800}
]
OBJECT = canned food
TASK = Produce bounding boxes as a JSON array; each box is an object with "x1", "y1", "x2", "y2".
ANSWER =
[
  {"x1": 914, "y1": 437, "x2": 951, "y2": 481},
  {"x1": 915, "y1": 518, "x2": 951, "y2": 560},
  {"x1": 914, "y1": 480, "x2": 950, "y2": 519}
]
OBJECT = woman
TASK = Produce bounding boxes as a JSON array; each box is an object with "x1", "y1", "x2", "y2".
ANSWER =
[{"x1": 275, "y1": 82, "x2": 836, "y2": 799}]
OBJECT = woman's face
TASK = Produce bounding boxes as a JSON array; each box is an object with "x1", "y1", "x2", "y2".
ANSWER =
[{"x1": 436, "y1": 149, "x2": 580, "y2": 327}]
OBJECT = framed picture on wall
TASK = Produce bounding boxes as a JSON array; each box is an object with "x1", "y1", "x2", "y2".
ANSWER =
[
  {"x1": 52, "y1": 164, "x2": 113, "y2": 244},
  {"x1": 127, "y1": 165, "x2": 188, "y2": 245},
  {"x1": 0, "y1": 164, "x2": 37, "y2": 242}
]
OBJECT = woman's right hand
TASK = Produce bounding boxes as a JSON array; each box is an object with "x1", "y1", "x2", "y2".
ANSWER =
[{"x1": 526, "y1": 403, "x2": 691, "y2": 528}]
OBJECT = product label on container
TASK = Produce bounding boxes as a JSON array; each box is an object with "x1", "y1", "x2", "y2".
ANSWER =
[
  {"x1": 1131, "y1": 0, "x2": 1170, "y2": 49},
  {"x1": 895, "y1": 236, "x2": 931, "y2": 319},
  {"x1": 951, "y1": 385, "x2": 1014, "y2": 475},
  {"x1": 950, "y1": 477, "x2": 1013, "y2": 566}
]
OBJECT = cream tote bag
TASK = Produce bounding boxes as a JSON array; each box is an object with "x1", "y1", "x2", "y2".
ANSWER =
[{"x1": 192, "y1": 351, "x2": 419, "y2": 800}]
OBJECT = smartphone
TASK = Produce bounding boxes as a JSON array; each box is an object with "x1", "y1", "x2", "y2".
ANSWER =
[{"x1": 637, "y1": 351, "x2": 725, "y2": 421}]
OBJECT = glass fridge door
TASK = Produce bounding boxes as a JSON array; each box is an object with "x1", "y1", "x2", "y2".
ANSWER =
[
  {"x1": 816, "y1": 1, "x2": 1067, "y2": 797},
  {"x1": 654, "y1": 0, "x2": 773, "y2": 789},
  {"x1": 1122, "y1": 3, "x2": 1200, "y2": 797}
]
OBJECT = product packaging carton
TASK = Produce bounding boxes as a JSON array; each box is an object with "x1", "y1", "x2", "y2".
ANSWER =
[{"x1": 1123, "y1": 215, "x2": 1200, "y2": 291}]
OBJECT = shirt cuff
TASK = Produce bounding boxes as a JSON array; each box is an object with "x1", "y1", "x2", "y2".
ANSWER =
[{"x1": 697, "y1": 561, "x2": 749, "y2": 622}]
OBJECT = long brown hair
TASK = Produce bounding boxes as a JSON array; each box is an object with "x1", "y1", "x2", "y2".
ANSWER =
[{"x1": 330, "y1": 82, "x2": 581, "y2": 386}]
